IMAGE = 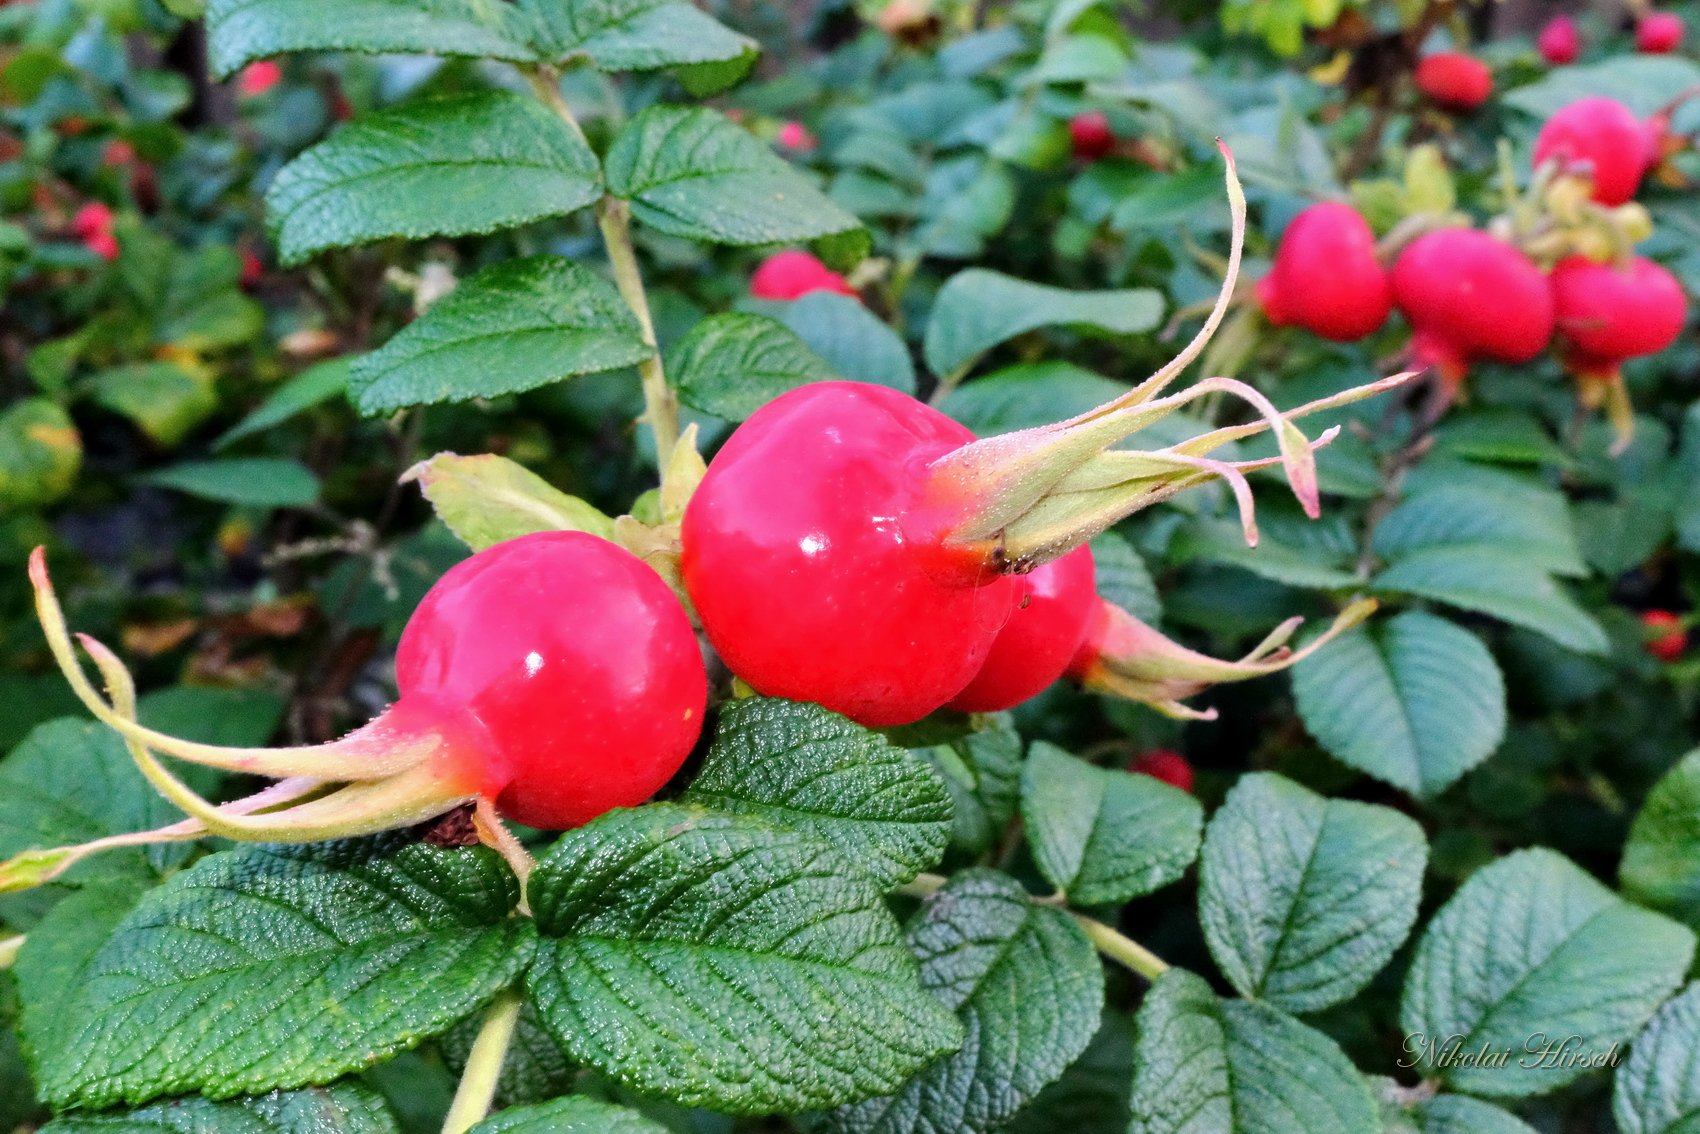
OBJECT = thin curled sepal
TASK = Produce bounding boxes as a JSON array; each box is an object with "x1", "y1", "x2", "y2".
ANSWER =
[
  {"x1": 920, "y1": 143, "x2": 1415, "y2": 570},
  {"x1": 1071, "y1": 598, "x2": 1378, "y2": 719}
]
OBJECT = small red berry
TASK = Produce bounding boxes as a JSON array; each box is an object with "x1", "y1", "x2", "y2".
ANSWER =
[
  {"x1": 85, "y1": 230, "x2": 119, "y2": 261},
  {"x1": 776, "y1": 121, "x2": 817, "y2": 152},
  {"x1": 101, "y1": 139, "x2": 135, "y2": 167},
  {"x1": 1255, "y1": 202, "x2": 1392, "y2": 342},
  {"x1": 1538, "y1": 16, "x2": 1582, "y2": 64},
  {"x1": 1128, "y1": 749, "x2": 1193, "y2": 794},
  {"x1": 1391, "y1": 229, "x2": 1554, "y2": 389},
  {"x1": 1644, "y1": 610, "x2": 1687, "y2": 662},
  {"x1": 1638, "y1": 11, "x2": 1685, "y2": 53},
  {"x1": 1415, "y1": 52, "x2": 1494, "y2": 112},
  {"x1": 750, "y1": 249, "x2": 857, "y2": 301},
  {"x1": 237, "y1": 60, "x2": 283, "y2": 98},
  {"x1": 240, "y1": 248, "x2": 265, "y2": 288},
  {"x1": 70, "y1": 202, "x2": 113, "y2": 239},
  {"x1": 947, "y1": 546, "x2": 1097, "y2": 712},
  {"x1": 1534, "y1": 97, "x2": 1646, "y2": 206},
  {"x1": 680, "y1": 382, "x2": 1022, "y2": 727},
  {"x1": 395, "y1": 531, "x2": 707, "y2": 829},
  {"x1": 1551, "y1": 254, "x2": 1687, "y2": 382},
  {"x1": 1068, "y1": 112, "x2": 1115, "y2": 161}
]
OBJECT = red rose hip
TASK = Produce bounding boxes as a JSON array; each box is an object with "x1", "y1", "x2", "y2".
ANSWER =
[
  {"x1": 1128, "y1": 749, "x2": 1194, "y2": 793},
  {"x1": 1534, "y1": 97, "x2": 1646, "y2": 206},
  {"x1": 750, "y1": 249, "x2": 857, "y2": 301},
  {"x1": 1637, "y1": 12, "x2": 1684, "y2": 53},
  {"x1": 947, "y1": 545, "x2": 1097, "y2": 712},
  {"x1": 1644, "y1": 610, "x2": 1687, "y2": 662},
  {"x1": 1415, "y1": 52, "x2": 1493, "y2": 112},
  {"x1": 1551, "y1": 254, "x2": 1687, "y2": 380},
  {"x1": 1391, "y1": 228, "x2": 1554, "y2": 388},
  {"x1": 1255, "y1": 202, "x2": 1392, "y2": 342},
  {"x1": 1069, "y1": 112, "x2": 1115, "y2": 161},
  {"x1": 1538, "y1": 16, "x2": 1581, "y2": 63}
]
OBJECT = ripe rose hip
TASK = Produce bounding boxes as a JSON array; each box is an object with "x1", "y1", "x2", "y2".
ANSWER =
[
  {"x1": 1644, "y1": 610, "x2": 1687, "y2": 662},
  {"x1": 680, "y1": 382, "x2": 1022, "y2": 727},
  {"x1": 1415, "y1": 52, "x2": 1493, "y2": 112},
  {"x1": 1550, "y1": 254, "x2": 1687, "y2": 382},
  {"x1": 947, "y1": 545, "x2": 1097, "y2": 712},
  {"x1": 1391, "y1": 228, "x2": 1554, "y2": 388},
  {"x1": 1128, "y1": 749, "x2": 1193, "y2": 793},
  {"x1": 1534, "y1": 97, "x2": 1646, "y2": 206},
  {"x1": 237, "y1": 60, "x2": 283, "y2": 97},
  {"x1": 1638, "y1": 11, "x2": 1684, "y2": 52},
  {"x1": 71, "y1": 202, "x2": 113, "y2": 239},
  {"x1": 750, "y1": 249, "x2": 858, "y2": 301},
  {"x1": 1255, "y1": 202, "x2": 1392, "y2": 342},
  {"x1": 777, "y1": 121, "x2": 817, "y2": 152},
  {"x1": 1538, "y1": 15, "x2": 1581, "y2": 63},
  {"x1": 29, "y1": 532, "x2": 708, "y2": 835},
  {"x1": 1069, "y1": 112, "x2": 1115, "y2": 161}
]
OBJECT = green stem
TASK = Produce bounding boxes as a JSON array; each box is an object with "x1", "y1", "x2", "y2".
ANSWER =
[
  {"x1": 440, "y1": 988, "x2": 523, "y2": 1134},
  {"x1": 597, "y1": 197, "x2": 681, "y2": 464},
  {"x1": 0, "y1": 934, "x2": 22, "y2": 970},
  {"x1": 896, "y1": 873, "x2": 1168, "y2": 981},
  {"x1": 524, "y1": 65, "x2": 681, "y2": 475}
]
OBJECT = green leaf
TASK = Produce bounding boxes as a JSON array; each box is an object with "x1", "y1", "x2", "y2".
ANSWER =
[
  {"x1": 775, "y1": 292, "x2": 917, "y2": 394},
  {"x1": 1020, "y1": 742, "x2": 1201, "y2": 905},
  {"x1": 0, "y1": 719, "x2": 214, "y2": 887},
  {"x1": 405, "y1": 452, "x2": 615, "y2": 549},
  {"x1": 1614, "y1": 982, "x2": 1700, "y2": 1134},
  {"x1": 1376, "y1": 1086, "x2": 1542, "y2": 1134},
  {"x1": 143, "y1": 457, "x2": 320, "y2": 509},
  {"x1": 157, "y1": 246, "x2": 264, "y2": 351},
  {"x1": 1622, "y1": 749, "x2": 1700, "y2": 928},
  {"x1": 913, "y1": 717, "x2": 1023, "y2": 857},
  {"x1": 520, "y1": 0, "x2": 756, "y2": 82},
  {"x1": 1090, "y1": 530, "x2": 1161, "y2": 623},
  {"x1": 1292, "y1": 611, "x2": 1506, "y2": 798},
  {"x1": 1401, "y1": 848, "x2": 1695, "y2": 1098},
  {"x1": 1128, "y1": 968, "x2": 1380, "y2": 1134},
  {"x1": 216, "y1": 358, "x2": 352, "y2": 449},
  {"x1": 468, "y1": 1097, "x2": 668, "y2": 1134},
  {"x1": 525, "y1": 804, "x2": 963, "y2": 1114},
  {"x1": 266, "y1": 93, "x2": 601, "y2": 267},
  {"x1": 680, "y1": 698, "x2": 953, "y2": 887},
  {"x1": 15, "y1": 882, "x2": 141, "y2": 1077},
  {"x1": 43, "y1": 838, "x2": 536, "y2": 1110},
  {"x1": 1373, "y1": 479, "x2": 1586, "y2": 577},
  {"x1": 819, "y1": 869, "x2": 1103, "y2": 1134},
  {"x1": 1432, "y1": 410, "x2": 1572, "y2": 467},
  {"x1": 939, "y1": 361, "x2": 1126, "y2": 435},
  {"x1": 923, "y1": 269, "x2": 1163, "y2": 377},
  {"x1": 39, "y1": 1084, "x2": 401, "y2": 1134},
  {"x1": 1504, "y1": 55, "x2": 1700, "y2": 119},
  {"x1": 604, "y1": 107, "x2": 863, "y2": 247},
  {"x1": 206, "y1": 0, "x2": 535, "y2": 76},
  {"x1": 133, "y1": 686, "x2": 284, "y2": 748},
  {"x1": 349, "y1": 257, "x2": 649, "y2": 413},
  {"x1": 1199, "y1": 772, "x2": 1427, "y2": 1013},
  {"x1": 669, "y1": 313, "x2": 838, "y2": 421},
  {"x1": 89, "y1": 362, "x2": 217, "y2": 447},
  {"x1": 1003, "y1": 1009, "x2": 1134, "y2": 1134},
  {"x1": 0, "y1": 398, "x2": 80, "y2": 511},
  {"x1": 1373, "y1": 547, "x2": 1608, "y2": 655}
]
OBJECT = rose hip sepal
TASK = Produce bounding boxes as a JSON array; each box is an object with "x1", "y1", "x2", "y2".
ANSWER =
[
  {"x1": 7, "y1": 532, "x2": 707, "y2": 891},
  {"x1": 1065, "y1": 597, "x2": 1378, "y2": 719},
  {"x1": 946, "y1": 545, "x2": 1097, "y2": 712},
  {"x1": 1255, "y1": 202, "x2": 1393, "y2": 342}
]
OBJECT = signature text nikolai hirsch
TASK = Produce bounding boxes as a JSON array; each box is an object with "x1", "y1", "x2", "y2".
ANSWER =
[{"x1": 1398, "y1": 1032, "x2": 1622, "y2": 1072}]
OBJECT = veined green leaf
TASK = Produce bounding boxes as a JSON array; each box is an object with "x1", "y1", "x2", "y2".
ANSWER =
[
  {"x1": 669, "y1": 312, "x2": 839, "y2": 421},
  {"x1": 1373, "y1": 546, "x2": 1608, "y2": 655},
  {"x1": 520, "y1": 0, "x2": 756, "y2": 86},
  {"x1": 1614, "y1": 982, "x2": 1700, "y2": 1134},
  {"x1": 144, "y1": 457, "x2": 320, "y2": 509},
  {"x1": 406, "y1": 452, "x2": 615, "y2": 549},
  {"x1": 1622, "y1": 749, "x2": 1700, "y2": 929},
  {"x1": 207, "y1": 0, "x2": 535, "y2": 76},
  {"x1": 923, "y1": 268, "x2": 1163, "y2": 377},
  {"x1": 39, "y1": 1084, "x2": 401, "y2": 1134}
]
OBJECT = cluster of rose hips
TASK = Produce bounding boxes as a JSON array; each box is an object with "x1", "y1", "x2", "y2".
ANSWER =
[
  {"x1": 1255, "y1": 95, "x2": 1687, "y2": 437},
  {"x1": 1538, "y1": 9, "x2": 1684, "y2": 65},
  {"x1": 69, "y1": 201, "x2": 118, "y2": 261}
]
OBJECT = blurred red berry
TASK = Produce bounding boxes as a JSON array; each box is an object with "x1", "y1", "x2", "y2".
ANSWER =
[
  {"x1": 1534, "y1": 97, "x2": 1647, "y2": 206},
  {"x1": 1644, "y1": 610, "x2": 1687, "y2": 662},
  {"x1": 238, "y1": 60, "x2": 283, "y2": 98},
  {"x1": 1415, "y1": 52, "x2": 1494, "y2": 112},
  {"x1": 70, "y1": 202, "x2": 114, "y2": 239},
  {"x1": 240, "y1": 249, "x2": 265, "y2": 289},
  {"x1": 1069, "y1": 111, "x2": 1115, "y2": 161},
  {"x1": 776, "y1": 121, "x2": 817, "y2": 151},
  {"x1": 1128, "y1": 749, "x2": 1194, "y2": 793},
  {"x1": 85, "y1": 230, "x2": 119, "y2": 261},
  {"x1": 750, "y1": 249, "x2": 857, "y2": 301},
  {"x1": 101, "y1": 139, "x2": 135, "y2": 166},
  {"x1": 1538, "y1": 15, "x2": 1581, "y2": 63},
  {"x1": 1638, "y1": 11, "x2": 1684, "y2": 52}
]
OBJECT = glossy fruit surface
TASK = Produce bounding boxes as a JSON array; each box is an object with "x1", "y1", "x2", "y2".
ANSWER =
[
  {"x1": 1255, "y1": 202, "x2": 1392, "y2": 342},
  {"x1": 947, "y1": 545, "x2": 1097, "y2": 712},
  {"x1": 681, "y1": 381, "x2": 1021, "y2": 726},
  {"x1": 1069, "y1": 112, "x2": 1115, "y2": 161},
  {"x1": 1538, "y1": 16, "x2": 1581, "y2": 64},
  {"x1": 1533, "y1": 97, "x2": 1645, "y2": 206},
  {"x1": 1638, "y1": 11, "x2": 1684, "y2": 52},
  {"x1": 1128, "y1": 749, "x2": 1194, "y2": 793},
  {"x1": 750, "y1": 249, "x2": 857, "y2": 301},
  {"x1": 397, "y1": 530, "x2": 707, "y2": 829},
  {"x1": 1551, "y1": 254, "x2": 1687, "y2": 376},
  {"x1": 1415, "y1": 52, "x2": 1493, "y2": 112},
  {"x1": 1391, "y1": 229, "x2": 1555, "y2": 385},
  {"x1": 1644, "y1": 610, "x2": 1687, "y2": 662}
]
